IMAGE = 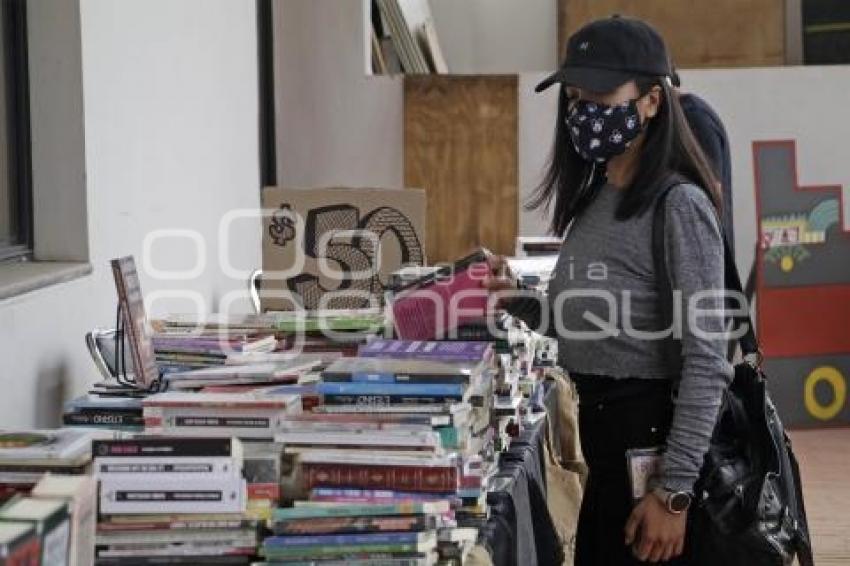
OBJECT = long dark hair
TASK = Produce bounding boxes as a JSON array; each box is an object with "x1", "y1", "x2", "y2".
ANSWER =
[{"x1": 526, "y1": 77, "x2": 721, "y2": 236}]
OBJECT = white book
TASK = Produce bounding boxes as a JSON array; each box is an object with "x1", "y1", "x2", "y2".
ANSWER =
[
  {"x1": 31, "y1": 475, "x2": 97, "y2": 566},
  {"x1": 144, "y1": 406, "x2": 291, "y2": 440},
  {"x1": 98, "y1": 475, "x2": 246, "y2": 515},
  {"x1": 298, "y1": 451, "x2": 457, "y2": 468},
  {"x1": 0, "y1": 429, "x2": 92, "y2": 466},
  {"x1": 94, "y1": 456, "x2": 241, "y2": 478}
]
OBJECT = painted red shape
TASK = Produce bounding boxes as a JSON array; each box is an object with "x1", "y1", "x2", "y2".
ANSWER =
[{"x1": 753, "y1": 140, "x2": 850, "y2": 359}]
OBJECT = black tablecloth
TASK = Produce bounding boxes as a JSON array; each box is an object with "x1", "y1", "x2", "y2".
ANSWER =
[{"x1": 479, "y1": 383, "x2": 564, "y2": 566}]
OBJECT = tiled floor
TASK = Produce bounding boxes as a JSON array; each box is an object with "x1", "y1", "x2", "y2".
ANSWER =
[{"x1": 788, "y1": 428, "x2": 850, "y2": 565}]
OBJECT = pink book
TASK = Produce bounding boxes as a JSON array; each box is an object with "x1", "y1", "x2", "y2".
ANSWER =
[{"x1": 391, "y1": 251, "x2": 490, "y2": 341}]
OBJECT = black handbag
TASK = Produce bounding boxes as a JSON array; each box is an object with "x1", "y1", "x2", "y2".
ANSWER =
[{"x1": 652, "y1": 177, "x2": 814, "y2": 566}]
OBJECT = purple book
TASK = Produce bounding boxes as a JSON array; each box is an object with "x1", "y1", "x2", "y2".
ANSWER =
[{"x1": 358, "y1": 339, "x2": 492, "y2": 363}]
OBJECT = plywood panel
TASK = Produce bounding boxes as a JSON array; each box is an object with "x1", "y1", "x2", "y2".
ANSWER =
[
  {"x1": 404, "y1": 76, "x2": 518, "y2": 263},
  {"x1": 558, "y1": 0, "x2": 785, "y2": 68}
]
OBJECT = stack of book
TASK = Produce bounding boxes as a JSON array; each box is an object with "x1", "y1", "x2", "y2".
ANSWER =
[
  {"x1": 161, "y1": 359, "x2": 320, "y2": 391},
  {"x1": 0, "y1": 429, "x2": 94, "y2": 503},
  {"x1": 262, "y1": 339, "x2": 497, "y2": 564},
  {"x1": 156, "y1": 309, "x2": 386, "y2": 359},
  {"x1": 262, "y1": 500, "x2": 448, "y2": 565},
  {"x1": 153, "y1": 333, "x2": 279, "y2": 374},
  {"x1": 93, "y1": 437, "x2": 255, "y2": 565}
]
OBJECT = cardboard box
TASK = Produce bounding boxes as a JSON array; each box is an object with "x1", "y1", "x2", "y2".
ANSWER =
[{"x1": 261, "y1": 187, "x2": 426, "y2": 311}]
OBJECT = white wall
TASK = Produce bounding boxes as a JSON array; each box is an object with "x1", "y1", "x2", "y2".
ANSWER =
[
  {"x1": 0, "y1": 0, "x2": 260, "y2": 427},
  {"x1": 428, "y1": 0, "x2": 557, "y2": 74}
]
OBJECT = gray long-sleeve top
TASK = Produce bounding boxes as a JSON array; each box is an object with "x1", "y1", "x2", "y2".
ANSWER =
[{"x1": 507, "y1": 181, "x2": 733, "y2": 492}]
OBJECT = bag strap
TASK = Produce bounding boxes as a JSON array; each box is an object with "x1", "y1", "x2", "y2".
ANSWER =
[{"x1": 651, "y1": 175, "x2": 760, "y2": 359}]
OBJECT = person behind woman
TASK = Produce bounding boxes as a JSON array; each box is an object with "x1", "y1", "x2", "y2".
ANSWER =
[{"x1": 483, "y1": 16, "x2": 734, "y2": 565}]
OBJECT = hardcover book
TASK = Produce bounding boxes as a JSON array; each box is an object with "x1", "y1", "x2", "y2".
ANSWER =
[
  {"x1": 390, "y1": 250, "x2": 491, "y2": 341},
  {"x1": 110, "y1": 256, "x2": 160, "y2": 388}
]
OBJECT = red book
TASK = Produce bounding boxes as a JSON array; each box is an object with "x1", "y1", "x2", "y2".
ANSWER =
[{"x1": 302, "y1": 462, "x2": 457, "y2": 493}]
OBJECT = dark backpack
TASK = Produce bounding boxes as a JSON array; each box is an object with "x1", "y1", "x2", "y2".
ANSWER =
[{"x1": 652, "y1": 177, "x2": 814, "y2": 566}]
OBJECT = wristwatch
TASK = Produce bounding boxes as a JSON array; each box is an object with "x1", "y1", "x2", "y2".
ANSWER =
[{"x1": 652, "y1": 487, "x2": 692, "y2": 514}]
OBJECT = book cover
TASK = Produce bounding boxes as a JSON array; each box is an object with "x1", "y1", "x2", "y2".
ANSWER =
[
  {"x1": 390, "y1": 251, "x2": 490, "y2": 341},
  {"x1": 110, "y1": 256, "x2": 159, "y2": 388}
]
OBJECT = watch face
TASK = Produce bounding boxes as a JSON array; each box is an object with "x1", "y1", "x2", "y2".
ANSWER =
[{"x1": 670, "y1": 492, "x2": 691, "y2": 512}]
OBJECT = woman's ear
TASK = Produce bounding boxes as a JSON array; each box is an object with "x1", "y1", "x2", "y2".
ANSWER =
[{"x1": 642, "y1": 85, "x2": 663, "y2": 119}]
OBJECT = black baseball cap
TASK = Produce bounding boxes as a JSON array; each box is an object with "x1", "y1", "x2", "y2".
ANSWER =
[{"x1": 535, "y1": 15, "x2": 672, "y2": 94}]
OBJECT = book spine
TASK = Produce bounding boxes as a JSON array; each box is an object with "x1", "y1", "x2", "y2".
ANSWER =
[
  {"x1": 262, "y1": 542, "x2": 421, "y2": 558},
  {"x1": 95, "y1": 457, "x2": 239, "y2": 477},
  {"x1": 266, "y1": 531, "x2": 422, "y2": 546},
  {"x1": 303, "y1": 462, "x2": 456, "y2": 493},
  {"x1": 63, "y1": 412, "x2": 144, "y2": 428},
  {"x1": 317, "y1": 382, "x2": 464, "y2": 397},
  {"x1": 92, "y1": 437, "x2": 234, "y2": 458},
  {"x1": 308, "y1": 487, "x2": 449, "y2": 502},
  {"x1": 273, "y1": 515, "x2": 429, "y2": 536},
  {"x1": 99, "y1": 478, "x2": 245, "y2": 515},
  {"x1": 322, "y1": 394, "x2": 461, "y2": 406}
]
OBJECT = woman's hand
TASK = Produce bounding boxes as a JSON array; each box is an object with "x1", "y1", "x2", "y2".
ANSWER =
[
  {"x1": 624, "y1": 493, "x2": 687, "y2": 562},
  {"x1": 480, "y1": 254, "x2": 519, "y2": 306}
]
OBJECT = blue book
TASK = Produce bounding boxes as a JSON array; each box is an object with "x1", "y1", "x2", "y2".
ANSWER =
[
  {"x1": 263, "y1": 531, "x2": 431, "y2": 547},
  {"x1": 317, "y1": 382, "x2": 465, "y2": 398}
]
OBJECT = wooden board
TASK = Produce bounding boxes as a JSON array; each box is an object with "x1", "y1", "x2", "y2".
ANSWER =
[
  {"x1": 404, "y1": 75, "x2": 518, "y2": 263},
  {"x1": 558, "y1": 0, "x2": 786, "y2": 68}
]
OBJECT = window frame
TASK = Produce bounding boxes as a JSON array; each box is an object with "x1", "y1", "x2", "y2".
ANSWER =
[{"x1": 0, "y1": 0, "x2": 32, "y2": 263}]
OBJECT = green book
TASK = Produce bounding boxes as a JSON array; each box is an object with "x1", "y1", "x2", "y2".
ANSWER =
[{"x1": 273, "y1": 501, "x2": 448, "y2": 521}]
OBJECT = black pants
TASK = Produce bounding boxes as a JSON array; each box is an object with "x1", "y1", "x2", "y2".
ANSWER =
[{"x1": 573, "y1": 375, "x2": 693, "y2": 566}]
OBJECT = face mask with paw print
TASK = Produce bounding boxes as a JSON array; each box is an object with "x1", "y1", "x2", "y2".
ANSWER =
[{"x1": 566, "y1": 99, "x2": 643, "y2": 163}]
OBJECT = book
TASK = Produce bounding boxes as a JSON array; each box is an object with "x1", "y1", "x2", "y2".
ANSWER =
[
  {"x1": 321, "y1": 357, "x2": 485, "y2": 385},
  {"x1": 0, "y1": 521, "x2": 39, "y2": 565},
  {"x1": 110, "y1": 256, "x2": 159, "y2": 388},
  {"x1": 308, "y1": 488, "x2": 452, "y2": 504},
  {"x1": 390, "y1": 250, "x2": 491, "y2": 341},
  {"x1": 273, "y1": 514, "x2": 434, "y2": 536},
  {"x1": 0, "y1": 497, "x2": 70, "y2": 566},
  {"x1": 359, "y1": 339, "x2": 492, "y2": 363},
  {"x1": 0, "y1": 429, "x2": 92, "y2": 468},
  {"x1": 264, "y1": 530, "x2": 435, "y2": 548},
  {"x1": 301, "y1": 462, "x2": 457, "y2": 493},
  {"x1": 318, "y1": 382, "x2": 466, "y2": 398},
  {"x1": 92, "y1": 437, "x2": 240, "y2": 459},
  {"x1": 163, "y1": 360, "x2": 319, "y2": 390},
  {"x1": 31, "y1": 475, "x2": 97, "y2": 566},
  {"x1": 261, "y1": 542, "x2": 435, "y2": 560},
  {"x1": 95, "y1": 456, "x2": 240, "y2": 477},
  {"x1": 98, "y1": 476, "x2": 246, "y2": 515},
  {"x1": 273, "y1": 500, "x2": 449, "y2": 521}
]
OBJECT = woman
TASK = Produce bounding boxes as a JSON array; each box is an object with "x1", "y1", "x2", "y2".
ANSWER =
[{"x1": 483, "y1": 16, "x2": 733, "y2": 565}]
